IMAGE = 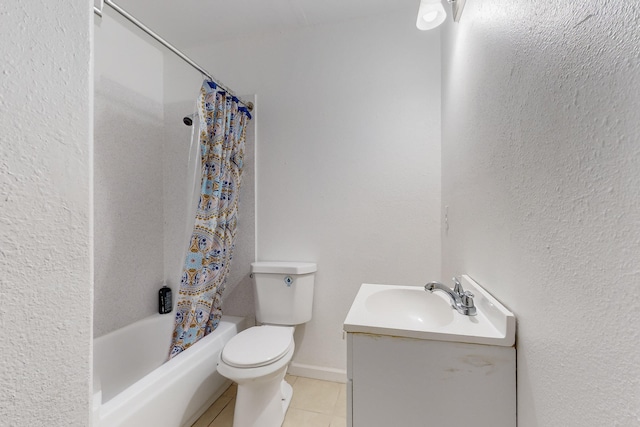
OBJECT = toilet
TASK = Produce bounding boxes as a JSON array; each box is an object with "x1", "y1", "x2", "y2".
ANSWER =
[{"x1": 217, "y1": 261, "x2": 317, "y2": 427}]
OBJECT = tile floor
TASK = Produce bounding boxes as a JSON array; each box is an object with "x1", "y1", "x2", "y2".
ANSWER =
[{"x1": 192, "y1": 375, "x2": 347, "y2": 427}]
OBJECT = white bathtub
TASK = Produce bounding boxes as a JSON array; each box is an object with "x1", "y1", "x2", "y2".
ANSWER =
[{"x1": 93, "y1": 314, "x2": 246, "y2": 427}]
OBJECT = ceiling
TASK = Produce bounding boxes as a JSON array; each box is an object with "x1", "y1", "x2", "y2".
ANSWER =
[{"x1": 110, "y1": 0, "x2": 417, "y2": 48}]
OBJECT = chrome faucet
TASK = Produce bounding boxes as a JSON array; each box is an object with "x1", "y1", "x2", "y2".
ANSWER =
[{"x1": 424, "y1": 277, "x2": 477, "y2": 316}]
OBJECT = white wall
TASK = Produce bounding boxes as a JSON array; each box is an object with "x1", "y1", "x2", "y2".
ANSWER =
[
  {"x1": 441, "y1": 1, "x2": 640, "y2": 425},
  {"x1": 0, "y1": 1, "x2": 92, "y2": 425},
  {"x1": 93, "y1": 10, "x2": 166, "y2": 336},
  {"x1": 187, "y1": 8, "x2": 442, "y2": 378}
]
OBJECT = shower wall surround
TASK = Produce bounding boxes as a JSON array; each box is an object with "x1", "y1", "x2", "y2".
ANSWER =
[
  {"x1": 441, "y1": 2, "x2": 640, "y2": 425},
  {"x1": 94, "y1": 12, "x2": 165, "y2": 337},
  {"x1": 94, "y1": 10, "x2": 257, "y2": 337}
]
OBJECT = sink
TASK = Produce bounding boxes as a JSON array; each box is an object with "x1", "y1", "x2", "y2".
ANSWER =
[
  {"x1": 343, "y1": 275, "x2": 515, "y2": 346},
  {"x1": 364, "y1": 288, "x2": 454, "y2": 328},
  {"x1": 345, "y1": 275, "x2": 517, "y2": 426}
]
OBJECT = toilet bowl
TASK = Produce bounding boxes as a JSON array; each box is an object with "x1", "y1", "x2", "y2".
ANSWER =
[
  {"x1": 217, "y1": 326, "x2": 295, "y2": 427},
  {"x1": 216, "y1": 261, "x2": 317, "y2": 427}
]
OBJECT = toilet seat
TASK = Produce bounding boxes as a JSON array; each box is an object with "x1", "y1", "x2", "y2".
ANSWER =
[{"x1": 221, "y1": 326, "x2": 294, "y2": 368}]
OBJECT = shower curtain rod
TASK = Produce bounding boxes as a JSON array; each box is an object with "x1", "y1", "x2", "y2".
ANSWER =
[{"x1": 93, "y1": 0, "x2": 254, "y2": 112}]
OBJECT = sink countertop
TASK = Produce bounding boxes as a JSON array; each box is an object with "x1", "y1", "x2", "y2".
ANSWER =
[{"x1": 343, "y1": 275, "x2": 515, "y2": 347}]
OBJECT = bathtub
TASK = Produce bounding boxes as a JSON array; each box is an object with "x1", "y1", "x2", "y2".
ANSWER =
[{"x1": 93, "y1": 314, "x2": 246, "y2": 427}]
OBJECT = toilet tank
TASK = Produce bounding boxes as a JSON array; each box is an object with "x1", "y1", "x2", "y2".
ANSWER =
[{"x1": 251, "y1": 261, "x2": 317, "y2": 325}]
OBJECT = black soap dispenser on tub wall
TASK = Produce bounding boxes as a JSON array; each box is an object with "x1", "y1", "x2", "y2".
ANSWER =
[{"x1": 159, "y1": 285, "x2": 172, "y2": 314}]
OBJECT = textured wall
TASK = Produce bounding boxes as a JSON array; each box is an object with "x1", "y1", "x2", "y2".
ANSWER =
[
  {"x1": 441, "y1": 1, "x2": 640, "y2": 425},
  {"x1": 187, "y1": 8, "x2": 442, "y2": 378},
  {"x1": 94, "y1": 11, "x2": 165, "y2": 336},
  {"x1": 0, "y1": 1, "x2": 92, "y2": 425}
]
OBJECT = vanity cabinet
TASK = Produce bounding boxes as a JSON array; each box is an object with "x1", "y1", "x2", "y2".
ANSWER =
[
  {"x1": 346, "y1": 332, "x2": 516, "y2": 427},
  {"x1": 343, "y1": 277, "x2": 517, "y2": 427}
]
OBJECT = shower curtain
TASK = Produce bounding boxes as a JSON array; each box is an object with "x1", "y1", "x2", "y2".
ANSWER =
[{"x1": 169, "y1": 81, "x2": 252, "y2": 358}]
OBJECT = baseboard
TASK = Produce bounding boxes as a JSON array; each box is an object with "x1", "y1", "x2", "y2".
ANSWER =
[{"x1": 287, "y1": 362, "x2": 347, "y2": 383}]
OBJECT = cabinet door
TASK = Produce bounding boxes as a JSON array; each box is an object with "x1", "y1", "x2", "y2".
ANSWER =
[{"x1": 349, "y1": 333, "x2": 516, "y2": 427}]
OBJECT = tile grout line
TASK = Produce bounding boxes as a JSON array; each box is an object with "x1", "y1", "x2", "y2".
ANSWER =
[{"x1": 207, "y1": 396, "x2": 235, "y2": 427}]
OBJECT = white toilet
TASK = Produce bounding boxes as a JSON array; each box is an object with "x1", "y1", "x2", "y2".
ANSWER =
[{"x1": 217, "y1": 261, "x2": 317, "y2": 427}]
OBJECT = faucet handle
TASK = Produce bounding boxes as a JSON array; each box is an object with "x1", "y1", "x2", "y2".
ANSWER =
[
  {"x1": 461, "y1": 291, "x2": 475, "y2": 308},
  {"x1": 452, "y1": 277, "x2": 463, "y2": 295}
]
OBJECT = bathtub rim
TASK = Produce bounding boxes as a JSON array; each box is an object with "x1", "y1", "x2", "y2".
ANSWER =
[{"x1": 94, "y1": 314, "x2": 247, "y2": 425}]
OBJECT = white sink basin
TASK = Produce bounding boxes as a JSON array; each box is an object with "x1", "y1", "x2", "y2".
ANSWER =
[
  {"x1": 343, "y1": 275, "x2": 515, "y2": 346},
  {"x1": 365, "y1": 288, "x2": 454, "y2": 328}
]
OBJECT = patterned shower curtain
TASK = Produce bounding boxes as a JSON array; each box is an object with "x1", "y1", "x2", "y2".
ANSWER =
[{"x1": 169, "y1": 81, "x2": 252, "y2": 358}]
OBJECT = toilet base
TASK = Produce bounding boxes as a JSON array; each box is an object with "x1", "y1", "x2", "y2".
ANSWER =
[
  {"x1": 233, "y1": 378, "x2": 293, "y2": 427},
  {"x1": 281, "y1": 380, "x2": 293, "y2": 413}
]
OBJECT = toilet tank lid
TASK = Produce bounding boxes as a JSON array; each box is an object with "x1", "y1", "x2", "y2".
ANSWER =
[{"x1": 251, "y1": 261, "x2": 317, "y2": 274}]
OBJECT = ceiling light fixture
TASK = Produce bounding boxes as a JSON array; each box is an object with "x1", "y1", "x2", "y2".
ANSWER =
[
  {"x1": 422, "y1": 11, "x2": 440, "y2": 23},
  {"x1": 416, "y1": 0, "x2": 466, "y2": 30},
  {"x1": 416, "y1": 0, "x2": 446, "y2": 30}
]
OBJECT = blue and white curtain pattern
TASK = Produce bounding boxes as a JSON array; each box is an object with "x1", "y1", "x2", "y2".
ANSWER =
[{"x1": 170, "y1": 81, "x2": 251, "y2": 358}]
